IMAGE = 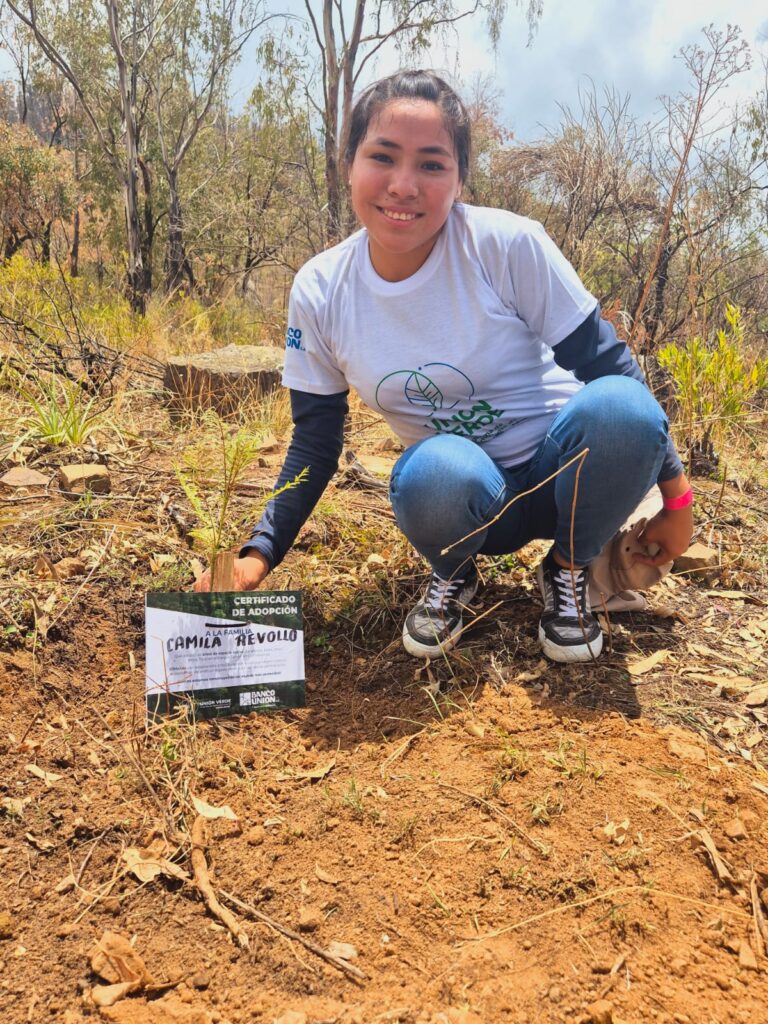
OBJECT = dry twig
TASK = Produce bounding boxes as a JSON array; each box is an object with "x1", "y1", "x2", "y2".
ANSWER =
[
  {"x1": 219, "y1": 888, "x2": 366, "y2": 982},
  {"x1": 190, "y1": 816, "x2": 250, "y2": 949}
]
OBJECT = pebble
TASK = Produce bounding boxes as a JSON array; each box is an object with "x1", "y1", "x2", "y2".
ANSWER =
[
  {"x1": 297, "y1": 906, "x2": 324, "y2": 932},
  {"x1": 724, "y1": 818, "x2": 748, "y2": 840},
  {"x1": 547, "y1": 985, "x2": 562, "y2": 1003},
  {"x1": 0, "y1": 913, "x2": 15, "y2": 940},
  {"x1": 245, "y1": 826, "x2": 265, "y2": 846},
  {"x1": 669, "y1": 957, "x2": 688, "y2": 977},
  {"x1": 713, "y1": 973, "x2": 731, "y2": 991},
  {"x1": 586, "y1": 999, "x2": 614, "y2": 1024},
  {"x1": 738, "y1": 941, "x2": 758, "y2": 971},
  {"x1": 192, "y1": 971, "x2": 211, "y2": 989}
]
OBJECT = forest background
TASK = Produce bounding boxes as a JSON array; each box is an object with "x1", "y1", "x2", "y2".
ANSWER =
[{"x1": 0, "y1": 0, "x2": 767, "y2": 389}]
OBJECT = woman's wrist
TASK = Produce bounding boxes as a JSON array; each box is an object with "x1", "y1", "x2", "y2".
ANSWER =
[{"x1": 659, "y1": 473, "x2": 691, "y2": 500}]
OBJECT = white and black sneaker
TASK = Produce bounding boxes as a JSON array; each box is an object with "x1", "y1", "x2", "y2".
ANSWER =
[
  {"x1": 536, "y1": 550, "x2": 603, "y2": 663},
  {"x1": 402, "y1": 566, "x2": 479, "y2": 658}
]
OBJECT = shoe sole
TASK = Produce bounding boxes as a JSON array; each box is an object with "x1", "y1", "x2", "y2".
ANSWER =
[
  {"x1": 402, "y1": 622, "x2": 462, "y2": 659},
  {"x1": 402, "y1": 578, "x2": 479, "y2": 659},
  {"x1": 538, "y1": 624, "x2": 604, "y2": 663}
]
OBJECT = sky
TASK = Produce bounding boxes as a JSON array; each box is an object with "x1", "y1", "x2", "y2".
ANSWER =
[
  {"x1": 414, "y1": 0, "x2": 768, "y2": 139},
  {"x1": 1, "y1": 0, "x2": 766, "y2": 141}
]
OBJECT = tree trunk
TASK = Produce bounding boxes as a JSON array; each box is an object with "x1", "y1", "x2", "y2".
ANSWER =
[
  {"x1": 138, "y1": 156, "x2": 154, "y2": 295},
  {"x1": 165, "y1": 166, "x2": 194, "y2": 294},
  {"x1": 70, "y1": 207, "x2": 80, "y2": 277},
  {"x1": 41, "y1": 221, "x2": 52, "y2": 263}
]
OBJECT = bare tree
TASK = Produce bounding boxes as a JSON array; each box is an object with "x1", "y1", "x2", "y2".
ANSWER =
[
  {"x1": 148, "y1": 0, "x2": 276, "y2": 294},
  {"x1": 5, "y1": 0, "x2": 180, "y2": 312},
  {"x1": 628, "y1": 24, "x2": 751, "y2": 349}
]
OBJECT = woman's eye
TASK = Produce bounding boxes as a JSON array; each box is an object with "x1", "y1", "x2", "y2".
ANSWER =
[
  {"x1": 423, "y1": 161, "x2": 445, "y2": 172},
  {"x1": 371, "y1": 153, "x2": 393, "y2": 163}
]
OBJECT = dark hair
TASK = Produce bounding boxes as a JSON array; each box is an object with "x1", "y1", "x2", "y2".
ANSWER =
[{"x1": 345, "y1": 70, "x2": 471, "y2": 184}]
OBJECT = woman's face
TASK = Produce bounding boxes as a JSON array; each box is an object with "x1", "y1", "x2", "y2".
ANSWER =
[{"x1": 349, "y1": 99, "x2": 461, "y2": 282}]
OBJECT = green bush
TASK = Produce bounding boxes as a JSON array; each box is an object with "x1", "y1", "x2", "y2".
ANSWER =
[{"x1": 658, "y1": 304, "x2": 768, "y2": 452}]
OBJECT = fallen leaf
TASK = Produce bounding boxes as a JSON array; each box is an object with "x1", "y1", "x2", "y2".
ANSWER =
[
  {"x1": 90, "y1": 930, "x2": 153, "y2": 986},
  {"x1": 464, "y1": 721, "x2": 486, "y2": 739},
  {"x1": 276, "y1": 758, "x2": 336, "y2": 783},
  {"x1": 704, "y1": 590, "x2": 763, "y2": 604},
  {"x1": 1, "y1": 797, "x2": 30, "y2": 817},
  {"x1": 694, "y1": 828, "x2": 734, "y2": 884},
  {"x1": 627, "y1": 649, "x2": 671, "y2": 676},
  {"x1": 91, "y1": 981, "x2": 138, "y2": 1008},
  {"x1": 314, "y1": 864, "x2": 341, "y2": 885},
  {"x1": 745, "y1": 685, "x2": 768, "y2": 708},
  {"x1": 25, "y1": 764, "x2": 62, "y2": 785},
  {"x1": 122, "y1": 843, "x2": 190, "y2": 884},
  {"x1": 25, "y1": 832, "x2": 54, "y2": 852},
  {"x1": 190, "y1": 795, "x2": 238, "y2": 820},
  {"x1": 603, "y1": 819, "x2": 630, "y2": 845}
]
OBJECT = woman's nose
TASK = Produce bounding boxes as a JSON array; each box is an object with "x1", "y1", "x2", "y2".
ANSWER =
[{"x1": 387, "y1": 167, "x2": 418, "y2": 198}]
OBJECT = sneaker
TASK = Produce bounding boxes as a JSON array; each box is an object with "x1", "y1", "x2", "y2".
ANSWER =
[
  {"x1": 402, "y1": 566, "x2": 479, "y2": 658},
  {"x1": 536, "y1": 551, "x2": 603, "y2": 663}
]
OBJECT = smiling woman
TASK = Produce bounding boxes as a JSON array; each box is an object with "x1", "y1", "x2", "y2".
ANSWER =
[
  {"x1": 348, "y1": 100, "x2": 462, "y2": 282},
  {"x1": 197, "y1": 69, "x2": 693, "y2": 668}
]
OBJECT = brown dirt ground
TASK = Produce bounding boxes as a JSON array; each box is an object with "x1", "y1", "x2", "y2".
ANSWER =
[{"x1": 1, "y1": 389, "x2": 768, "y2": 1024}]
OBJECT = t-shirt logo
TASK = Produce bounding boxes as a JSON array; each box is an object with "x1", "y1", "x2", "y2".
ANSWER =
[
  {"x1": 375, "y1": 363, "x2": 507, "y2": 443},
  {"x1": 375, "y1": 362, "x2": 473, "y2": 413},
  {"x1": 286, "y1": 326, "x2": 304, "y2": 350}
]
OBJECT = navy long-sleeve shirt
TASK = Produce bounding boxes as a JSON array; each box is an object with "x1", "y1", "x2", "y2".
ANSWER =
[{"x1": 241, "y1": 305, "x2": 682, "y2": 568}]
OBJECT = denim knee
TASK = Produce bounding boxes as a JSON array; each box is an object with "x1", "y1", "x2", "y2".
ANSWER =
[
  {"x1": 389, "y1": 435, "x2": 505, "y2": 541},
  {"x1": 550, "y1": 377, "x2": 668, "y2": 454}
]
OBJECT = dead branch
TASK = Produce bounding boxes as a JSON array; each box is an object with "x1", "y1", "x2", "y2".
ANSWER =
[{"x1": 190, "y1": 816, "x2": 250, "y2": 949}]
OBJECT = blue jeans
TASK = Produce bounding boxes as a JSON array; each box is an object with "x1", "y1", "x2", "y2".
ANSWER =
[{"x1": 389, "y1": 377, "x2": 670, "y2": 578}]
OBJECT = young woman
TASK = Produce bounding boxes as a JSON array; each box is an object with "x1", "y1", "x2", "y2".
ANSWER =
[{"x1": 195, "y1": 70, "x2": 694, "y2": 664}]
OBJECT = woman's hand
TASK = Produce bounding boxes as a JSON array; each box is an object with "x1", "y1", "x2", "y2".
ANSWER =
[
  {"x1": 193, "y1": 551, "x2": 270, "y2": 593},
  {"x1": 634, "y1": 506, "x2": 694, "y2": 567}
]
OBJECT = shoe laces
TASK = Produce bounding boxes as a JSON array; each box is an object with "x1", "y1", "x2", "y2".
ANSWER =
[
  {"x1": 425, "y1": 573, "x2": 467, "y2": 613},
  {"x1": 551, "y1": 564, "x2": 587, "y2": 618}
]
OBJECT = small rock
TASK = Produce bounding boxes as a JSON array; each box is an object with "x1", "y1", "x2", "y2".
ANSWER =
[
  {"x1": 669, "y1": 957, "x2": 688, "y2": 977},
  {"x1": 245, "y1": 826, "x2": 266, "y2": 846},
  {"x1": 724, "y1": 818, "x2": 748, "y2": 840},
  {"x1": 738, "y1": 940, "x2": 758, "y2": 971},
  {"x1": 548, "y1": 985, "x2": 562, "y2": 1003},
  {"x1": 191, "y1": 971, "x2": 211, "y2": 989},
  {"x1": 0, "y1": 467, "x2": 50, "y2": 489},
  {"x1": 297, "y1": 906, "x2": 323, "y2": 932},
  {"x1": 586, "y1": 999, "x2": 614, "y2": 1024},
  {"x1": 673, "y1": 543, "x2": 718, "y2": 580},
  {"x1": 57, "y1": 464, "x2": 110, "y2": 497},
  {"x1": 274, "y1": 1012, "x2": 307, "y2": 1024},
  {"x1": 713, "y1": 972, "x2": 731, "y2": 991},
  {"x1": 0, "y1": 912, "x2": 16, "y2": 939},
  {"x1": 326, "y1": 941, "x2": 358, "y2": 961},
  {"x1": 374, "y1": 437, "x2": 396, "y2": 452}
]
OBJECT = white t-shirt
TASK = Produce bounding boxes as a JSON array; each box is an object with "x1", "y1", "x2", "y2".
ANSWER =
[{"x1": 282, "y1": 204, "x2": 597, "y2": 467}]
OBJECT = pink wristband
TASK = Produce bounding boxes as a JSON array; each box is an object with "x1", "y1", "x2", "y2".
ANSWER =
[{"x1": 663, "y1": 487, "x2": 693, "y2": 511}]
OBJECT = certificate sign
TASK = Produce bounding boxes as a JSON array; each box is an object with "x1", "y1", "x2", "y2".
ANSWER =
[{"x1": 145, "y1": 591, "x2": 304, "y2": 721}]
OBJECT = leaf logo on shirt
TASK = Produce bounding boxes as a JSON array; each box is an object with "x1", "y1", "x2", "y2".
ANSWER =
[{"x1": 375, "y1": 362, "x2": 474, "y2": 414}]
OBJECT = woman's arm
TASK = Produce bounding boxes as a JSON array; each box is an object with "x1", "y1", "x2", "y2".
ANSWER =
[{"x1": 194, "y1": 388, "x2": 348, "y2": 592}]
